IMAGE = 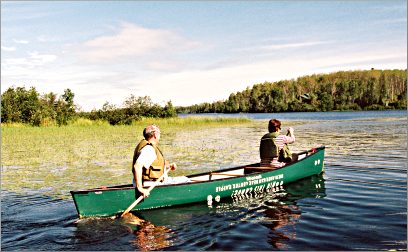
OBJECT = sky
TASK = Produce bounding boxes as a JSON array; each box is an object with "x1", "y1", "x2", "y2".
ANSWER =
[{"x1": 1, "y1": 1, "x2": 407, "y2": 111}]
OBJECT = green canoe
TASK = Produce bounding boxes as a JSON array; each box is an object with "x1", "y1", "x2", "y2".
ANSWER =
[{"x1": 70, "y1": 146, "x2": 325, "y2": 218}]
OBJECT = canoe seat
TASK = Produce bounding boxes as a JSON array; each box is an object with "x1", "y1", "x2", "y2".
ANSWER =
[
  {"x1": 244, "y1": 166, "x2": 277, "y2": 174},
  {"x1": 209, "y1": 169, "x2": 244, "y2": 180},
  {"x1": 189, "y1": 169, "x2": 245, "y2": 182},
  {"x1": 245, "y1": 166, "x2": 276, "y2": 170}
]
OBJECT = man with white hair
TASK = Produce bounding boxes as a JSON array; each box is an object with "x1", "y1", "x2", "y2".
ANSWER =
[{"x1": 132, "y1": 124, "x2": 177, "y2": 197}]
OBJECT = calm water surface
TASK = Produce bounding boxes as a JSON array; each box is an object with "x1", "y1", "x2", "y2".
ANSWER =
[{"x1": 1, "y1": 111, "x2": 407, "y2": 250}]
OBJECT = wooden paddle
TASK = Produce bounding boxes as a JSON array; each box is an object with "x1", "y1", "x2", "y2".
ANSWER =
[{"x1": 120, "y1": 168, "x2": 170, "y2": 217}]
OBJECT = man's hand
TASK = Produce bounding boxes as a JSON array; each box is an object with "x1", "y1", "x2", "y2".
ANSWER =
[
  {"x1": 134, "y1": 161, "x2": 150, "y2": 197},
  {"x1": 287, "y1": 127, "x2": 294, "y2": 135},
  {"x1": 139, "y1": 187, "x2": 150, "y2": 198},
  {"x1": 169, "y1": 163, "x2": 177, "y2": 171},
  {"x1": 165, "y1": 160, "x2": 177, "y2": 171}
]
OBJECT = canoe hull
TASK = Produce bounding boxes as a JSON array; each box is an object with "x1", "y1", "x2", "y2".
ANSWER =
[{"x1": 71, "y1": 146, "x2": 325, "y2": 218}]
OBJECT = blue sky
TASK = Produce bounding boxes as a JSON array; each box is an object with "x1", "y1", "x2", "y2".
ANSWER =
[{"x1": 1, "y1": 1, "x2": 407, "y2": 111}]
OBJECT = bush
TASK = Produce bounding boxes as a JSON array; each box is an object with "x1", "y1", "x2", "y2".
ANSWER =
[
  {"x1": 69, "y1": 118, "x2": 110, "y2": 126},
  {"x1": 364, "y1": 104, "x2": 385, "y2": 110}
]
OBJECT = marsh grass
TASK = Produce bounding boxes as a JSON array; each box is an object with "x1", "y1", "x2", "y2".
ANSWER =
[
  {"x1": 1, "y1": 116, "x2": 251, "y2": 198},
  {"x1": 2, "y1": 116, "x2": 317, "y2": 199},
  {"x1": 134, "y1": 116, "x2": 251, "y2": 127}
]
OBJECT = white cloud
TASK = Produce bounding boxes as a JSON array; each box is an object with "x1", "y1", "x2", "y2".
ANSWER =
[
  {"x1": 260, "y1": 41, "x2": 332, "y2": 51},
  {"x1": 78, "y1": 22, "x2": 200, "y2": 62},
  {"x1": 2, "y1": 51, "x2": 57, "y2": 72},
  {"x1": 36, "y1": 35, "x2": 60, "y2": 43},
  {"x1": 13, "y1": 39, "x2": 29, "y2": 44},
  {"x1": 146, "y1": 60, "x2": 186, "y2": 72},
  {"x1": 28, "y1": 51, "x2": 57, "y2": 65},
  {"x1": 1, "y1": 45, "x2": 16, "y2": 51}
]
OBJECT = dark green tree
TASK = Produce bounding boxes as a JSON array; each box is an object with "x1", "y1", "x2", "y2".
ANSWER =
[{"x1": 56, "y1": 89, "x2": 76, "y2": 126}]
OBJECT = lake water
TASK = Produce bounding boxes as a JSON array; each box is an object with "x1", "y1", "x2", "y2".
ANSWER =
[{"x1": 1, "y1": 110, "x2": 407, "y2": 250}]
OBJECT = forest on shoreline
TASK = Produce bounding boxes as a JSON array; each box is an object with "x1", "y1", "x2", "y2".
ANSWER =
[
  {"x1": 1, "y1": 69, "x2": 406, "y2": 126},
  {"x1": 176, "y1": 69, "x2": 407, "y2": 113}
]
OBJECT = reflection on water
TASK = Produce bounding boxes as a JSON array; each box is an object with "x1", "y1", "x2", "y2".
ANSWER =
[
  {"x1": 131, "y1": 174, "x2": 325, "y2": 251},
  {"x1": 129, "y1": 221, "x2": 174, "y2": 251},
  {"x1": 74, "y1": 213, "x2": 174, "y2": 251},
  {"x1": 70, "y1": 174, "x2": 325, "y2": 251}
]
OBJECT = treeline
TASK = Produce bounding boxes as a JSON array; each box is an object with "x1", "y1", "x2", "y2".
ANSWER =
[
  {"x1": 1, "y1": 87, "x2": 177, "y2": 126},
  {"x1": 177, "y1": 69, "x2": 407, "y2": 113},
  {"x1": 1, "y1": 87, "x2": 76, "y2": 126},
  {"x1": 2, "y1": 69, "x2": 406, "y2": 126},
  {"x1": 78, "y1": 96, "x2": 177, "y2": 125}
]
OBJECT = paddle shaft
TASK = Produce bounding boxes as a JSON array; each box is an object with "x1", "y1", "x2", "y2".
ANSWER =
[{"x1": 121, "y1": 168, "x2": 169, "y2": 217}]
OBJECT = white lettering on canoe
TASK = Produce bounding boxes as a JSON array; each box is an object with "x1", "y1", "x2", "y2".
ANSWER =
[
  {"x1": 215, "y1": 174, "x2": 284, "y2": 194},
  {"x1": 246, "y1": 175, "x2": 262, "y2": 181},
  {"x1": 232, "y1": 181, "x2": 249, "y2": 189},
  {"x1": 215, "y1": 184, "x2": 232, "y2": 192}
]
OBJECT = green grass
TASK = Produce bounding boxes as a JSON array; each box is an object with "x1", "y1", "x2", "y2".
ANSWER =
[
  {"x1": 1, "y1": 116, "x2": 251, "y2": 198},
  {"x1": 134, "y1": 116, "x2": 251, "y2": 127},
  {"x1": 68, "y1": 118, "x2": 111, "y2": 127},
  {"x1": 2, "y1": 116, "x2": 251, "y2": 127}
]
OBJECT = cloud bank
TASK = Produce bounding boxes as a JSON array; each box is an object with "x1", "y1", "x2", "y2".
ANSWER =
[{"x1": 78, "y1": 23, "x2": 200, "y2": 63}]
